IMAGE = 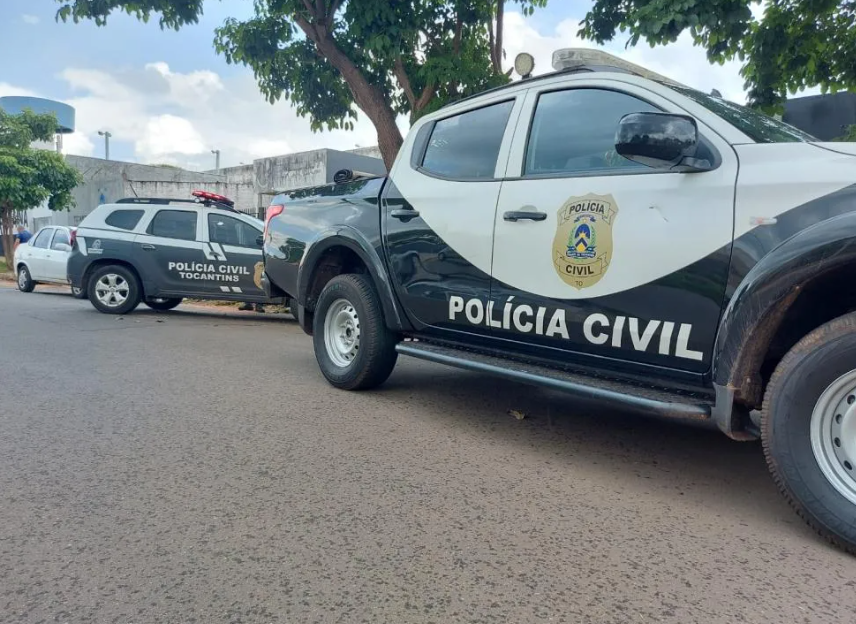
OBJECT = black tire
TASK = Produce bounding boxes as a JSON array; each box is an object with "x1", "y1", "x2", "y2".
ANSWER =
[
  {"x1": 144, "y1": 297, "x2": 183, "y2": 311},
  {"x1": 71, "y1": 285, "x2": 88, "y2": 299},
  {"x1": 87, "y1": 264, "x2": 142, "y2": 315},
  {"x1": 16, "y1": 265, "x2": 35, "y2": 292},
  {"x1": 762, "y1": 312, "x2": 856, "y2": 554},
  {"x1": 312, "y1": 274, "x2": 398, "y2": 390}
]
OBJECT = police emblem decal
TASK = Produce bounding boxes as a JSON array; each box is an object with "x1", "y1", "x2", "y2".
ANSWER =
[
  {"x1": 253, "y1": 261, "x2": 264, "y2": 290},
  {"x1": 552, "y1": 193, "x2": 618, "y2": 289}
]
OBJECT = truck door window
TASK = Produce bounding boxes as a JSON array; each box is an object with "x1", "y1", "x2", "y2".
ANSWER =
[
  {"x1": 207, "y1": 214, "x2": 260, "y2": 248},
  {"x1": 421, "y1": 100, "x2": 514, "y2": 180},
  {"x1": 148, "y1": 210, "x2": 198, "y2": 241},
  {"x1": 525, "y1": 89, "x2": 659, "y2": 177}
]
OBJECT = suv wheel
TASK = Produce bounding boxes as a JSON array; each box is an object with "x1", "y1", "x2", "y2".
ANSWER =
[
  {"x1": 313, "y1": 274, "x2": 398, "y2": 390},
  {"x1": 144, "y1": 297, "x2": 182, "y2": 311},
  {"x1": 17, "y1": 266, "x2": 35, "y2": 292},
  {"x1": 763, "y1": 312, "x2": 856, "y2": 554},
  {"x1": 88, "y1": 265, "x2": 142, "y2": 315}
]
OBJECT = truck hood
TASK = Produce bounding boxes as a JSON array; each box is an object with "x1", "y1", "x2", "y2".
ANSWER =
[{"x1": 813, "y1": 142, "x2": 856, "y2": 157}]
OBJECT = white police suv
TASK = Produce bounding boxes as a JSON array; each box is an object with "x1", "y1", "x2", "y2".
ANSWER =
[{"x1": 68, "y1": 191, "x2": 289, "y2": 314}]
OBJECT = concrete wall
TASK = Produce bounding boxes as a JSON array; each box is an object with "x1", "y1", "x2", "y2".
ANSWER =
[{"x1": 24, "y1": 146, "x2": 385, "y2": 229}]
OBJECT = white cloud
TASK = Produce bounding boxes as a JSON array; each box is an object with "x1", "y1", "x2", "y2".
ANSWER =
[
  {"x1": 53, "y1": 62, "x2": 383, "y2": 169},
  {"x1": 21, "y1": 14, "x2": 40, "y2": 25},
  {"x1": 62, "y1": 132, "x2": 95, "y2": 157},
  {"x1": 0, "y1": 83, "x2": 39, "y2": 98},
  {"x1": 502, "y1": 12, "x2": 748, "y2": 102}
]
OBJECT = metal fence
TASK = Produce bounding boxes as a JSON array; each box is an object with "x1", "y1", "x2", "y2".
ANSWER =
[{"x1": 237, "y1": 207, "x2": 265, "y2": 220}]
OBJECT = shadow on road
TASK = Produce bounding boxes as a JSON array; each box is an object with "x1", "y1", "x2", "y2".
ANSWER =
[{"x1": 369, "y1": 362, "x2": 803, "y2": 536}]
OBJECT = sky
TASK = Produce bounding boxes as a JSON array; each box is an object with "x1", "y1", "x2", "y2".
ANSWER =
[{"x1": 0, "y1": 0, "x2": 802, "y2": 171}]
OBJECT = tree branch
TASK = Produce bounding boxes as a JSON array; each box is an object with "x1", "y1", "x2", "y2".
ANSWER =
[
  {"x1": 301, "y1": 0, "x2": 315, "y2": 20},
  {"x1": 453, "y1": 12, "x2": 462, "y2": 56},
  {"x1": 393, "y1": 56, "x2": 417, "y2": 109},
  {"x1": 315, "y1": 0, "x2": 325, "y2": 18},
  {"x1": 415, "y1": 83, "x2": 435, "y2": 111},
  {"x1": 488, "y1": 8, "x2": 496, "y2": 70},
  {"x1": 326, "y1": 0, "x2": 344, "y2": 27},
  {"x1": 495, "y1": 0, "x2": 505, "y2": 73}
]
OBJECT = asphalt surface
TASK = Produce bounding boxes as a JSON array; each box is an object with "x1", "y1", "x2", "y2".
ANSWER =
[{"x1": 2, "y1": 284, "x2": 856, "y2": 624}]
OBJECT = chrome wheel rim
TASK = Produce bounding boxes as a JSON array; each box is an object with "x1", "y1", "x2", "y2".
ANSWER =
[
  {"x1": 811, "y1": 370, "x2": 856, "y2": 505},
  {"x1": 17, "y1": 269, "x2": 28, "y2": 290},
  {"x1": 94, "y1": 273, "x2": 130, "y2": 308},
  {"x1": 323, "y1": 298, "x2": 361, "y2": 368}
]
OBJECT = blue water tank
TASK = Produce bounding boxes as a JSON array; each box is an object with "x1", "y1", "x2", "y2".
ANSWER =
[{"x1": 0, "y1": 96, "x2": 75, "y2": 133}]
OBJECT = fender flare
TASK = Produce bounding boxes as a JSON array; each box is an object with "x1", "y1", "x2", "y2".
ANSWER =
[
  {"x1": 296, "y1": 226, "x2": 410, "y2": 332},
  {"x1": 712, "y1": 210, "x2": 856, "y2": 401}
]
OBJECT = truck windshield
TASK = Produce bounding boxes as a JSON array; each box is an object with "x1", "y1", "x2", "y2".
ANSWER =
[{"x1": 666, "y1": 85, "x2": 817, "y2": 143}]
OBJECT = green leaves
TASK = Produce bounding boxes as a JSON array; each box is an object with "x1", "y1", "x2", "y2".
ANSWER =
[
  {"x1": 56, "y1": 0, "x2": 550, "y2": 163},
  {"x1": 0, "y1": 110, "x2": 82, "y2": 213},
  {"x1": 580, "y1": 0, "x2": 856, "y2": 109},
  {"x1": 54, "y1": 0, "x2": 204, "y2": 29}
]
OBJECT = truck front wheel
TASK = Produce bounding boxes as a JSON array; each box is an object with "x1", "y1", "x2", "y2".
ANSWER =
[
  {"x1": 313, "y1": 274, "x2": 398, "y2": 390},
  {"x1": 763, "y1": 312, "x2": 856, "y2": 554}
]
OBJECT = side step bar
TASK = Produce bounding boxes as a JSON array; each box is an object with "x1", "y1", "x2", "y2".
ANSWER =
[{"x1": 396, "y1": 341, "x2": 713, "y2": 423}]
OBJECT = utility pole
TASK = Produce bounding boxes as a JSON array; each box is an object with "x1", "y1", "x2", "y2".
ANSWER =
[
  {"x1": 98, "y1": 130, "x2": 112, "y2": 160},
  {"x1": 211, "y1": 149, "x2": 221, "y2": 173}
]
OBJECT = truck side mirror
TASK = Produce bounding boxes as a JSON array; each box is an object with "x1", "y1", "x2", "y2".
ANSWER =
[{"x1": 615, "y1": 112, "x2": 710, "y2": 172}]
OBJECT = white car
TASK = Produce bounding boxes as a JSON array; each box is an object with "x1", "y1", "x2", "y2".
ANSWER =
[{"x1": 14, "y1": 226, "x2": 86, "y2": 298}]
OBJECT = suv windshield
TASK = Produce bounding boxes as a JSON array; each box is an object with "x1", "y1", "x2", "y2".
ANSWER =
[{"x1": 667, "y1": 85, "x2": 817, "y2": 143}]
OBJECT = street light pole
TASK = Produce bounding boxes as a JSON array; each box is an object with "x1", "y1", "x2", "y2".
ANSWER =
[
  {"x1": 97, "y1": 130, "x2": 112, "y2": 160},
  {"x1": 211, "y1": 149, "x2": 221, "y2": 173}
]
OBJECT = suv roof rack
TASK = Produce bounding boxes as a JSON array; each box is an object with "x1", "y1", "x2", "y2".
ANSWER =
[
  {"x1": 443, "y1": 47, "x2": 686, "y2": 110},
  {"x1": 115, "y1": 190, "x2": 238, "y2": 212}
]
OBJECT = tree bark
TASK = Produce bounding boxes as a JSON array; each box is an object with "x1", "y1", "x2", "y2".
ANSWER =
[
  {"x1": 296, "y1": 14, "x2": 404, "y2": 170},
  {"x1": 495, "y1": 0, "x2": 504, "y2": 73},
  {"x1": 1, "y1": 204, "x2": 14, "y2": 270}
]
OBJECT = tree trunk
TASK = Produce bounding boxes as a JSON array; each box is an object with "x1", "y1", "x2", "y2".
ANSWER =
[
  {"x1": 297, "y1": 17, "x2": 404, "y2": 170},
  {"x1": 318, "y1": 41, "x2": 403, "y2": 170},
  {"x1": 1, "y1": 205, "x2": 14, "y2": 271}
]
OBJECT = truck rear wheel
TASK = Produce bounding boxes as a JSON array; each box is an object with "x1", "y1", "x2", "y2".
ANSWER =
[
  {"x1": 313, "y1": 274, "x2": 398, "y2": 390},
  {"x1": 763, "y1": 312, "x2": 856, "y2": 554}
]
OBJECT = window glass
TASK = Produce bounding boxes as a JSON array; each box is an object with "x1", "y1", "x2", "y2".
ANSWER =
[
  {"x1": 105, "y1": 209, "x2": 145, "y2": 230},
  {"x1": 148, "y1": 210, "x2": 198, "y2": 241},
  {"x1": 207, "y1": 214, "x2": 261, "y2": 248},
  {"x1": 666, "y1": 85, "x2": 815, "y2": 143},
  {"x1": 33, "y1": 229, "x2": 52, "y2": 249},
  {"x1": 50, "y1": 229, "x2": 70, "y2": 249},
  {"x1": 526, "y1": 89, "x2": 660, "y2": 176},
  {"x1": 421, "y1": 100, "x2": 514, "y2": 179}
]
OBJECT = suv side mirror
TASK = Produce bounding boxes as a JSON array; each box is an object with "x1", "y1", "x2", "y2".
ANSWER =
[
  {"x1": 615, "y1": 112, "x2": 711, "y2": 172},
  {"x1": 256, "y1": 235, "x2": 264, "y2": 248}
]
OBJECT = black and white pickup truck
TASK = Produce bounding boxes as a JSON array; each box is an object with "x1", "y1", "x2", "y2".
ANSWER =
[{"x1": 261, "y1": 50, "x2": 856, "y2": 553}]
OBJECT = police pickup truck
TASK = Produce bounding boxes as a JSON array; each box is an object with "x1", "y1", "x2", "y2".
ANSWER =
[
  {"x1": 261, "y1": 49, "x2": 856, "y2": 553},
  {"x1": 68, "y1": 190, "x2": 290, "y2": 314}
]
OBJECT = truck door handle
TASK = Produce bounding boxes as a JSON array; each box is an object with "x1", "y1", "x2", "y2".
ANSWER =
[
  {"x1": 391, "y1": 209, "x2": 420, "y2": 222},
  {"x1": 141, "y1": 244, "x2": 156, "y2": 251},
  {"x1": 504, "y1": 210, "x2": 546, "y2": 222}
]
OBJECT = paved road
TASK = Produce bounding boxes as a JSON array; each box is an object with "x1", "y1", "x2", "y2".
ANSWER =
[{"x1": 2, "y1": 285, "x2": 856, "y2": 624}]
